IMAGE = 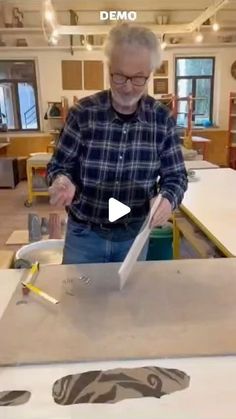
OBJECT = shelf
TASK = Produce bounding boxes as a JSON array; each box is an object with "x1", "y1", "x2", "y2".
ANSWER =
[
  {"x1": 177, "y1": 112, "x2": 206, "y2": 116},
  {"x1": 200, "y1": 24, "x2": 236, "y2": 30},
  {"x1": 1, "y1": 24, "x2": 236, "y2": 34},
  {"x1": 176, "y1": 96, "x2": 206, "y2": 101},
  {"x1": 230, "y1": 114, "x2": 236, "y2": 117},
  {"x1": 230, "y1": 130, "x2": 236, "y2": 133},
  {"x1": 1, "y1": 44, "x2": 236, "y2": 52},
  {"x1": 0, "y1": 45, "x2": 102, "y2": 51},
  {"x1": 47, "y1": 117, "x2": 62, "y2": 120},
  {"x1": 167, "y1": 42, "x2": 236, "y2": 49},
  {"x1": 0, "y1": 27, "x2": 42, "y2": 34}
]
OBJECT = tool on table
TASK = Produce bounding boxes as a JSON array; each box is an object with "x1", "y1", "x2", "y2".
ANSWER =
[
  {"x1": 21, "y1": 261, "x2": 39, "y2": 296},
  {"x1": 21, "y1": 261, "x2": 59, "y2": 305},
  {"x1": 21, "y1": 282, "x2": 59, "y2": 305},
  {"x1": 63, "y1": 274, "x2": 92, "y2": 296}
]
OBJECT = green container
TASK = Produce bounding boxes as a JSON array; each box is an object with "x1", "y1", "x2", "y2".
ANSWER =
[{"x1": 147, "y1": 223, "x2": 173, "y2": 261}]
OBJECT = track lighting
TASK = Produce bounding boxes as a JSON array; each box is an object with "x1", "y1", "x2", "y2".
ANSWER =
[
  {"x1": 212, "y1": 21, "x2": 220, "y2": 31},
  {"x1": 160, "y1": 34, "x2": 167, "y2": 50},
  {"x1": 195, "y1": 30, "x2": 204, "y2": 43}
]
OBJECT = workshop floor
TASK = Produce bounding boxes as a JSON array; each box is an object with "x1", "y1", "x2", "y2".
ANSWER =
[
  {"x1": 0, "y1": 180, "x2": 197, "y2": 258},
  {"x1": 0, "y1": 181, "x2": 65, "y2": 252}
]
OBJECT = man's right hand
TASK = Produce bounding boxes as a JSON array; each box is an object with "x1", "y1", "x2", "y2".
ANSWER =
[{"x1": 49, "y1": 175, "x2": 76, "y2": 207}]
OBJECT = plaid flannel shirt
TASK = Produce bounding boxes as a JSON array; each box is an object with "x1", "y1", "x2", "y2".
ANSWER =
[{"x1": 47, "y1": 90, "x2": 188, "y2": 224}]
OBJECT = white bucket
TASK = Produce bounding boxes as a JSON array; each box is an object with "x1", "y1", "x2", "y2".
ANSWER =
[{"x1": 15, "y1": 239, "x2": 64, "y2": 265}]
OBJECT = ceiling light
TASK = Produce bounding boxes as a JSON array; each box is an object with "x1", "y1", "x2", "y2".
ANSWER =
[
  {"x1": 45, "y1": 10, "x2": 54, "y2": 23},
  {"x1": 161, "y1": 41, "x2": 167, "y2": 50},
  {"x1": 195, "y1": 31, "x2": 204, "y2": 43},
  {"x1": 212, "y1": 22, "x2": 220, "y2": 31},
  {"x1": 52, "y1": 28, "x2": 58, "y2": 37},
  {"x1": 86, "y1": 43, "x2": 93, "y2": 51},
  {"x1": 160, "y1": 34, "x2": 167, "y2": 50},
  {"x1": 50, "y1": 36, "x2": 58, "y2": 45}
]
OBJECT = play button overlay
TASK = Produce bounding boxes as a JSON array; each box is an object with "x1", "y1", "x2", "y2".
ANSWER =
[{"x1": 108, "y1": 198, "x2": 131, "y2": 222}]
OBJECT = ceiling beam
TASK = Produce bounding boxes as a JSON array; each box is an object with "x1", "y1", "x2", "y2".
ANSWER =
[
  {"x1": 57, "y1": 24, "x2": 190, "y2": 35},
  {"x1": 187, "y1": 0, "x2": 229, "y2": 31}
]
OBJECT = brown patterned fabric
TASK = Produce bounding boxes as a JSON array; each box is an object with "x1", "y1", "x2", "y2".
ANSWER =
[
  {"x1": 0, "y1": 391, "x2": 31, "y2": 406},
  {"x1": 53, "y1": 366, "x2": 190, "y2": 405}
]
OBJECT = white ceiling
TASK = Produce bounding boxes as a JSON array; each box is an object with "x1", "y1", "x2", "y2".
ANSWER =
[
  {"x1": 1, "y1": 0, "x2": 236, "y2": 46},
  {"x1": 1, "y1": 0, "x2": 235, "y2": 23},
  {"x1": 1, "y1": 0, "x2": 236, "y2": 12}
]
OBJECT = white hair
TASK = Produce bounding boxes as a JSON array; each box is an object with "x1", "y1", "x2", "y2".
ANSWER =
[{"x1": 104, "y1": 23, "x2": 162, "y2": 71}]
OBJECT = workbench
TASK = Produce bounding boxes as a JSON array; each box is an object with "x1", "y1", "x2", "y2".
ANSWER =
[
  {"x1": 185, "y1": 160, "x2": 219, "y2": 170},
  {"x1": 191, "y1": 136, "x2": 211, "y2": 160},
  {"x1": 0, "y1": 250, "x2": 14, "y2": 268},
  {"x1": 173, "y1": 168, "x2": 236, "y2": 258},
  {"x1": 0, "y1": 259, "x2": 236, "y2": 418}
]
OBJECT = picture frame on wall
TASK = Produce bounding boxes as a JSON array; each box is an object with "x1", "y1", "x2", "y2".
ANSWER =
[
  {"x1": 153, "y1": 78, "x2": 169, "y2": 95},
  {"x1": 154, "y1": 60, "x2": 168, "y2": 77}
]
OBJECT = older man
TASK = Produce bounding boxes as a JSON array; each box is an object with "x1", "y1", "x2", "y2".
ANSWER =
[{"x1": 47, "y1": 23, "x2": 188, "y2": 264}]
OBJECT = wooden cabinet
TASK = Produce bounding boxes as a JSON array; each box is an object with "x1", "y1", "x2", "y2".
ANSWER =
[
  {"x1": 192, "y1": 129, "x2": 228, "y2": 166},
  {"x1": 6, "y1": 134, "x2": 51, "y2": 158}
]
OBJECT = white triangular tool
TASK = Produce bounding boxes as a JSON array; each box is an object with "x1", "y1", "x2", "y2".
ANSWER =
[
  {"x1": 118, "y1": 194, "x2": 162, "y2": 290},
  {"x1": 109, "y1": 198, "x2": 131, "y2": 222}
]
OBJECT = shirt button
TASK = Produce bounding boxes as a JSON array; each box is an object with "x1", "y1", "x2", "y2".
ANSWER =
[
  {"x1": 115, "y1": 181, "x2": 119, "y2": 185},
  {"x1": 119, "y1": 155, "x2": 123, "y2": 160},
  {"x1": 123, "y1": 129, "x2": 127, "y2": 134}
]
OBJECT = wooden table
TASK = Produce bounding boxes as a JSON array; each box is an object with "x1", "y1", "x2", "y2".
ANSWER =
[
  {"x1": 0, "y1": 142, "x2": 9, "y2": 156},
  {"x1": 181, "y1": 136, "x2": 211, "y2": 160},
  {"x1": 191, "y1": 136, "x2": 211, "y2": 160},
  {"x1": 0, "y1": 250, "x2": 14, "y2": 268},
  {"x1": 185, "y1": 160, "x2": 219, "y2": 170},
  {"x1": 173, "y1": 168, "x2": 236, "y2": 257},
  {"x1": 1, "y1": 260, "x2": 236, "y2": 418}
]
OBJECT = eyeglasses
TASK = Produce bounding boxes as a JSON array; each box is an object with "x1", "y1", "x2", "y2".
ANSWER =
[{"x1": 110, "y1": 73, "x2": 149, "y2": 86}]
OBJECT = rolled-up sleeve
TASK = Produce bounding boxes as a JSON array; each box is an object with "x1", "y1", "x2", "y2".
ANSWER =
[
  {"x1": 47, "y1": 107, "x2": 80, "y2": 186},
  {"x1": 159, "y1": 115, "x2": 188, "y2": 209}
]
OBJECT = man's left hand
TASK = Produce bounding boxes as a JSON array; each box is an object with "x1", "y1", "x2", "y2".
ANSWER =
[{"x1": 149, "y1": 197, "x2": 172, "y2": 228}]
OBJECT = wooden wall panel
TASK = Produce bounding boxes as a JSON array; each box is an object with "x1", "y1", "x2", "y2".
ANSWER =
[
  {"x1": 84, "y1": 60, "x2": 104, "y2": 90},
  {"x1": 61, "y1": 61, "x2": 82, "y2": 90}
]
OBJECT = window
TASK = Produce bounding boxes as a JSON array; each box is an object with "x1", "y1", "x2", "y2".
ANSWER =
[
  {"x1": 0, "y1": 60, "x2": 40, "y2": 131},
  {"x1": 175, "y1": 57, "x2": 215, "y2": 127}
]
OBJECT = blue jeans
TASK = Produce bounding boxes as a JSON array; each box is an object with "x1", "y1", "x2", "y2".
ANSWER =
[{"x1": 63, "y1": 217, "x2": 149, "y2": 264}]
